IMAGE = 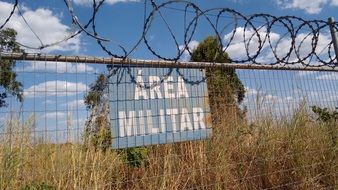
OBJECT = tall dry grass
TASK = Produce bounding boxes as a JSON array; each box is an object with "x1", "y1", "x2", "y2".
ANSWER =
[{"x1": 0, "y1": 105, "x2": 337, "y2": 189}]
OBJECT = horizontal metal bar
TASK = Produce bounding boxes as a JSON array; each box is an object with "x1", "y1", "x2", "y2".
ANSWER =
[{"x1": 1, "y1": 52, "x2": 337, "y2": 72}]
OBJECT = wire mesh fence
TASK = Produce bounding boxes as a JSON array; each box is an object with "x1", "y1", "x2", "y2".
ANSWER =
[
  {"x1": 0, "y1": 0, "x2": 338, "y2": 188},
  {"x1": 0, "y1": 57, "x2": 337, "y2": 189}
]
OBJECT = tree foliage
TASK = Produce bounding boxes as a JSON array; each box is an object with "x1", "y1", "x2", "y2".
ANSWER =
[
  {"x1": 311, "y1": 106, "x2": 338, "y2": 147},
  {"x1": 83, "y1": 74, "x2": 112, "y2": 151},
  {"x1": 0, "y1": 28, "x2": 23, "y2": 108},
  {"x1": 312, "y1": 106, "x2": 338, "y2": 123},
  {"x1": 123, "y1": 147, "x2": 149, "y2": 168},
  {"x1": 190, "y1": 36, "x2": 245, "y2": 123},
  {"x1": 83, "y1": 73, "x2": 149, "y2": 167}
]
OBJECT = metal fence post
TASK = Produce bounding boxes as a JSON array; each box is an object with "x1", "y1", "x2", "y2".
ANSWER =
[{"x1": 328, "y1": 17, "x2": 338, "y2": 64}]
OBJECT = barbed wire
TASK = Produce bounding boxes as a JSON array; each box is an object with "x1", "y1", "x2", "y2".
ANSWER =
[
  {"x1": 0, "y1": 0, "x2": 337, "y2": 67},
  {"x1": 0, "y1": 0, "x2": 17, "y2": 30}
]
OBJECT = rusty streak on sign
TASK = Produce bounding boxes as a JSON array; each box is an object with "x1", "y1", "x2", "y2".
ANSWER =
[{"x1": 109, "y1": 67, "x2": 212, "y2": 148}]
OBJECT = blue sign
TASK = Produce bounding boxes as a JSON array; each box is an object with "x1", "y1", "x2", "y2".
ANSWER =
[{"x1": 108, "y1": 67, "x2": 212, "y2": 148}]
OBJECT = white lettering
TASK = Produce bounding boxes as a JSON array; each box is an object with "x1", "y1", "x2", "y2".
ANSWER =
[
  {"x1": 177, "y1": 76, "x2": 189, "y2": 98},
  {"x1": 146, "y1": 110, "x2": 157, "y2": 134},
  {"x1": 135, "y1": 70, "x2": 148, "y2": 100},
  {"x1": 138, "y1": 110, "x2": 145, "y2": 135},
  {"x1": 159, "y1": 109, "x2": 166, "y2": 133},
  {"x1": 118, "y1": 107, "x2": 206, "y2": 136},
  {"x1": 149, "y1": 76, "x2": 163, "y2": 99},
  {"x1": 164, "y1": 76, "x2": 175, "y2": 99},
  {"x1": 180, "y1": 108, "x2": 193, "y2": 131},
  {"x1": 193, "y1": 107, "x2": 206, "y2": 129},
  {"x1": 118, "y1": 111, "x2": 136, "y2": 137}
]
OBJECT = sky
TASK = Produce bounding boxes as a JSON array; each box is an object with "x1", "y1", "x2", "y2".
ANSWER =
[
  {"x1": 0, "y1": 0, "x2": 338, "y2": 144},
  {"x1": 0, "y1": 0, "x2": 337, "y2": 57}
]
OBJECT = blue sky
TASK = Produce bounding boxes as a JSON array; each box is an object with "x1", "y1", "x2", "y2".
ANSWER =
[
  {"x1": 1, "y1": 0, "x2": 337, "y2": 58},
  {"x1": 0, "y1": 0, "x2": 338, "y2": 143}
]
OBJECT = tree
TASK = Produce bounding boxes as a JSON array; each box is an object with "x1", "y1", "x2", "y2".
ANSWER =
[
  {"x1": 83, "y1": 74, "x2": 112, "y2": 151},
  {"x1": 311, "y1": 106, "x2": 338, "y2": 123},
  {"x1": 190, "y1": 36, "x2": 245, "y2": 124},
  {"x1": 83, "y1": 73, "x2": 148, "y2": 167},
  {"x1": 0, "y1": 28, "x2": 23, "y2": 108},
  {"x1": 311, "y1": 106, "x2": 338, "y2": 147}
]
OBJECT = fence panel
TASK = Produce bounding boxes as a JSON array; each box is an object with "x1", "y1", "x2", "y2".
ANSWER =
[{"x1": 0, "y1": 59, "x2": 337, "y2": 189}]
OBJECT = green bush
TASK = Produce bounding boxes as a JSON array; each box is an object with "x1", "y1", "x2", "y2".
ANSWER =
[
  {"x1": 123, "y1": 147, "x2": 149, "y2": 168},
  {"x1": 312, "y1": 106, "x2": 338, "y2": 122}
]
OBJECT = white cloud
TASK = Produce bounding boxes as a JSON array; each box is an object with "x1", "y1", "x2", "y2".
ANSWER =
[
  {"x1": 264, "y1": 94, "x2": 279, "y2": 103},
  {"x1": 179, "y1": 40, "x2": 199, "y2": 54},
  {"x1": 316, "y1": 73, "x2": 338, "y2": 80},
  {"x1": 0, "y1": 116, "x2": 5, "y2": 123},
  {"x1": 73, "y1": 0, "x2": 140, "y2": 6},
  {"x1": 255, "y1": 31, "x2": 331, "y2": 64},
  {"x1": 57, "y1": 118, "x2": 86, "y2": 129},
  {"x1": 284, "y1": 96, "x2": 294, "y2": 102},
  {"x1": 0, "y1": 1, "x2": 80, "y2": 53},
  {"x1": 179, "y1": 40, "x2": 199, "y2": 61},
  {"x1": 24, "y1": 81, "x2": 88, "y2": 98},
  {"x1": 182, "y1": 26, "x2": 330, "y2": 65},
  {"x1": 223, "y1": 26, "x2": 280, "y2": 61},
  {"x1": 307, "y1": 91, "x2": 319, "y2": 97},
  {"x1": 16, "y1": 61, "x2": 96, "y2": 73},
  {"x1": 324, "y1": 94, "x2": 338, "y2": 102},
  {"x1": 62, "y1": 99, "x2": 85, "y2": 109},
  {"x1": 276, "y1": 0, "x2": 338, "y2": 14},
  {"x1": 42, "y1": 112, "x2": 66, "y2": 119},
  {"x1": 43, "y1": 100, "x2": 55, "y2": 105},
  {"x1": 187, "y1": 40, "x2": 199, "y2": 52}
]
